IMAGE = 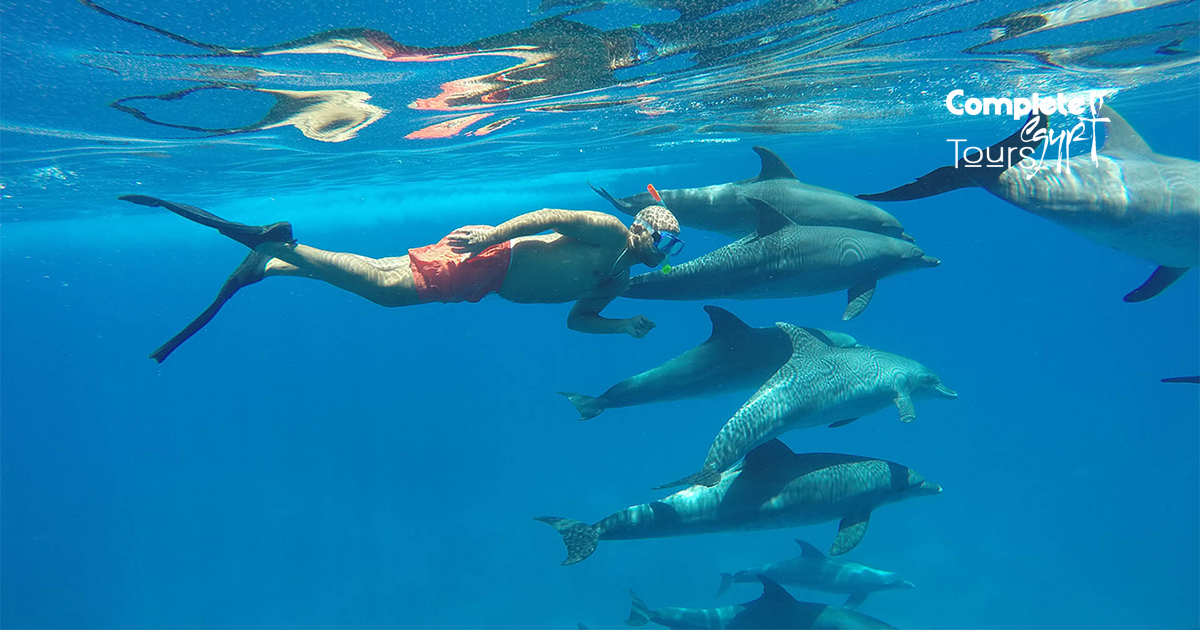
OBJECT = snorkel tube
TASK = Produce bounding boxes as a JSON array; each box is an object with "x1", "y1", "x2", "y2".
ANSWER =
[{"x1": 647, "y1": 183, "x2": 674, "y2": 275}]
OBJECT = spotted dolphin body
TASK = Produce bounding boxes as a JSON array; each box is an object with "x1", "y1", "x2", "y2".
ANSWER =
[
  {"x1": 627, "y1": 576, "x2": 895, "y2": 629},
  {"x1": 592, "y1": 146, "x2": 908, "y2": 239},
  {"x1": 537, "y1": 439, "x2": 942, "y2": 563},
  {"x1": 658, "y1": 325, "x2": 956, "y2": 490},
  {"x1": 860, "y1": 106, "x2": 1200, "y2": 301},
  {"x1": 717, "y1": 540, "x2": 914, "y2": 609},
  {"x1": 559, "y1": 306, "x2": 860, "y2": 420},
  {"x1": 622, "y1": 200, "x2": 939, "y2": 320}
]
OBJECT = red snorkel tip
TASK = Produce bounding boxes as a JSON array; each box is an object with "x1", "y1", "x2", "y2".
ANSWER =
[{"x1": 647, "y1": 183, "x2": 662, "y2": 203}]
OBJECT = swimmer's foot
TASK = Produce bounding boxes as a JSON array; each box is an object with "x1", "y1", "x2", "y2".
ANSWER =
[
  {"x1": 119, "y1": 194, "x2": 294, "y2": 249},
  {"x1": 149, "y1": 250, "x2": 271, "y2": 363}
]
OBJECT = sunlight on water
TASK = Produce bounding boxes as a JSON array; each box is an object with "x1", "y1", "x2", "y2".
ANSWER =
[{"x1": 1, "y1": 0, "x2": 1196, "y2": 217}]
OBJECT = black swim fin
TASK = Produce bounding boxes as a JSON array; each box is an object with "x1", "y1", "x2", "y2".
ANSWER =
[
  {"x1": 858, "y1": 112, "x2": 1048, "y2": 202},
  {"x1": 119, "y1": 194, "x2": 294, "y2": 249},
  {"x1": 150, "y1": 251, "x2": 270, "y2": 363}
]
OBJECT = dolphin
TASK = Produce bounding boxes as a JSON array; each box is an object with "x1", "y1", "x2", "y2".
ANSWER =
[
  {"x1": 1162, "y1": 376, "x2": 1199, "y2": 384},
  {"x1": 658, "y1": 324, "x2": 956, "y2": 489},
  {"x1": 592, "y1": 146, "x2": 908, "y2": 240},
  {"x1": 859, "y1": 105, "x2": 1200, "y2": 301},
  {"x1": 537, "y1": 439, "x2": 942, "y2": 563},
  {"x1": 717, "y1": 540, "x2": 914, "y2": 609},
  {"x1": 627, "y1": 576, "x2": 895, "y2": 629},
  {"x1": 559, "y1": 305, "x2": 860, "y2": 420},
  {"x1": 622, "y1": 200, "x2": 940, "y2": 320}
]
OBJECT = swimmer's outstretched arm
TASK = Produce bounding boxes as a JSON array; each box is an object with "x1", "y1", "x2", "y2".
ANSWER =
[
  {"x1": 568, "y1": 295, "x2": 656, "y2": 338},
  {"x1": 446, "y1": 208, "x2": 627, "y2": 252}
]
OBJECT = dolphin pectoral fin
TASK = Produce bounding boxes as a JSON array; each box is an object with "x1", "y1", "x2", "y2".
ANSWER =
[
  {"x1": 558, "y1": 392, "x2": 603, "y2": 421},
  {"x1": 588, "y1": 182, "x2": 634, "y2": 213},
  {"x1": 843, "y1": 592, "x2": 869, "y2": 609},
  {"x1": 1163, "y1": 376, "x2": 1200, "y2": 384},
  {"x1": 831, "y1": 512, "x2": 871, "y2": 555},
  {"x1": 750, "y1": 146, "x2": 799, "y2": 181},
  {"x1": 896, "y1": 394, "x2": 917, "y2": 423},
  {"x1": 1124, "y1": 266, "x2": 1189, "y2": 302},
  {"x1": 535, "y1": 516, "x2": 600, "y2": 565},
  {"x1": 654, "y1": 466, "x2": 722, "y2": 490},
  {"x1": 744, "y1": 197, "x2": 796, "y2": 238},
  {"x1": 843, "y1": 280, "x2": 877, "y2": 320},
  {"x1": 828, "y1": 418, "x2": 859, "y2": 429}
]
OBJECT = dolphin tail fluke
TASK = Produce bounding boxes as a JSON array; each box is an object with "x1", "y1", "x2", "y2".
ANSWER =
[
  {"x1": 558, "y1": 392, "x2": 603, "y2": 420},
  {"x1": 1124, "y1": 266, "x2": 1189, "y2": 302},
  {"x1": 858, "y1": 113, "x2": 1048, "y2": 202},
  {"x1": 535, "y1": 516, "x2": 599, "y2": 565},
  {"x1": 149, "y1": 250, "x2": 270, "y2": 363},
  {"x1": 843, "y1": 592, "x2": 869, "y2": 609},
  {"x1": 626, "y1": 590, "x2": 651, "y2": 626},
  {"x1": 716, "y1": 573, "x2": 735, "y2": 597},
  {"x1": 588, "y1": 182, "x2": 634, "y2": 214},
  {"x1": 857, "y1": 165, "x2": 974, "y2": 202},
  {"x1": 653, "y1": 466, "x2": 722, "y2": 490}
]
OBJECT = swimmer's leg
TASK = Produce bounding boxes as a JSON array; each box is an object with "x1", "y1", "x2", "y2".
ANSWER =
[{"x1": 256, "y1": 242, "x2": 421, "y2": 307}]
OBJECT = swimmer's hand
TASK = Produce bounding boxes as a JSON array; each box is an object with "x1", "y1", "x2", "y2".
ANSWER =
[
  {"x1": 446, "y1": 226, "x2": 497, "y2": 255},
  {"x1": 623, "y1": 315, "x2": 656, "y2": 339}
]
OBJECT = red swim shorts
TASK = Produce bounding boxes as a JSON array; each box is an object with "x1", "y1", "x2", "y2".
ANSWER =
[{"x1": 408, "y1": 226, "x2": 512, "y2": 303}]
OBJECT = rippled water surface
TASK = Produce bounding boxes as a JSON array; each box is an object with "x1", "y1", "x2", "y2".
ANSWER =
[{"x1": 3, "y1": 0, "x2": 1198, "y2": 217}]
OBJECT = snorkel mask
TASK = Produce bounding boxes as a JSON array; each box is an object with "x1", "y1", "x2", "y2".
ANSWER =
[{"x1": 639, "y1": 184, "x2": 684, "y2": 274}]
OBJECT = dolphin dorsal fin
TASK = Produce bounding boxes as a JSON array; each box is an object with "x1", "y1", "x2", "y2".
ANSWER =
[
  {"x1": 745, "y1": 197, "x2": 795, "y2": 238},
  {"x1": 703, "y1": 305, "x2": 751, "y2": 341},
  {"x1": 775, "y1": 322, "x2": 832, "y2": 357},
  {"x1": 752, "y1": 146, "x2": 798, "y2": 181},
  {"x1": 755, "y1": 576, "x2": 798, "y2": 604},
  {"x1": 1099, "y1": 105, "x2": 1151, "y2": 154},
  {"x1": 742, "y1": 439, "x2": 795, "y2": 475},
  {"x1": 795, "y1": 540, "x2": 825, "y2": 558}
]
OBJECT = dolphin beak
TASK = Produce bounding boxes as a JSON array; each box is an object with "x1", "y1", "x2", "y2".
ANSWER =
[
  {"x1": 902, "y1": 580, "x2": 916, "y2": 589},
  {"x1": 921, "y1": 255, "x2": 941, "y2": 267},
  {"x1": 934, "y1": 383, "x2": 958, "y2": 398}
]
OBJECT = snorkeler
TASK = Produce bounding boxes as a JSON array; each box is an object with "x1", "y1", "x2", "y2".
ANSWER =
[{"x1": 119, "y1": 192, "x2": 683, "y2": 362}]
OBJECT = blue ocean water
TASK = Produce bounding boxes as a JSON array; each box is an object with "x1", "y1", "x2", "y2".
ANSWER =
[{"x1": 2, "y1": 0, "x2": 1198, "y2": 628}]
